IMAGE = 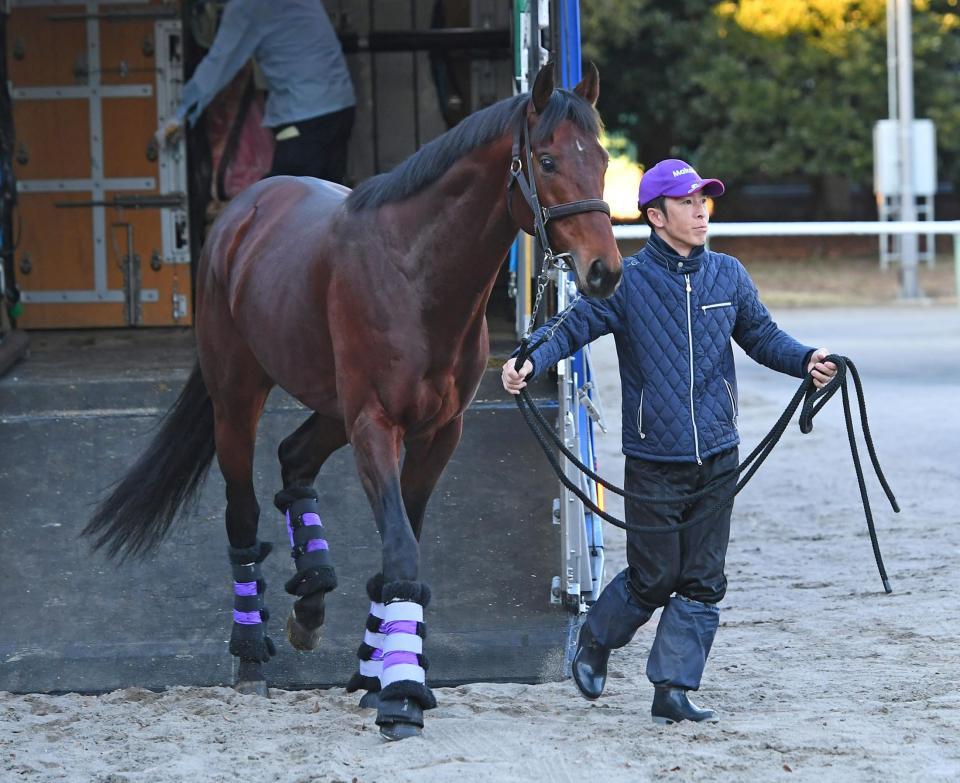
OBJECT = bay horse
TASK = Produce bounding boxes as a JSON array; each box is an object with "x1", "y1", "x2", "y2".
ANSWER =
[{"x1": 84, "y1": 63, "x2": 621, "y2": 740}]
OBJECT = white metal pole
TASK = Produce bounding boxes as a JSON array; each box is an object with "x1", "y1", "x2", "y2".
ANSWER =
[
  {"x1": 887, "y1": 0, "x2": 898, "y2": 121},
  {"x1": 955, "y1": 233, "x2": 960, "y2": 305},
  {"x1": 883, "y1": 0, "x2": 899, "y2": 263},
  {"x1": 896, "y1": 0, "x2": 921, "y2": 298}
]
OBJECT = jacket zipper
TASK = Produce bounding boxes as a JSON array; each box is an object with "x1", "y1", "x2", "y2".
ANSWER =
[
  {"x1": 685, "y1": 273, "x2": 702, "y2": 465},
  {"x1": 701, "y1": 301, "x2": 732, "y2": 312},
  {"x1": 724, "y1": 378, "x2": 738, "y2": 425},
  {"x1": 636, "y1": 387, "x2": 645, "y2": 438}
]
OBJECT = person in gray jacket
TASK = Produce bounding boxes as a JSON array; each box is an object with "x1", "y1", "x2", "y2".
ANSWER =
[
  {"x1": 501, "y1": 158, "x2": 837, "y2": 724},
  {"x1": 156, "y1": 0, "x2": 355, "y2": 183}
]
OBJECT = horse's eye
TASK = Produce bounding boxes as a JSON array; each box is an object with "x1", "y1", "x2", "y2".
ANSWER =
[{"x1": 539, "y1": 156, "x2": 556, "y2": 172}]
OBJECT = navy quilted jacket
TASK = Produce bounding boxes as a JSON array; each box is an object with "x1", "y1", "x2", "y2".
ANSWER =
[{"x1": 527, "y1": 232, "x2": 814, "y2": 463}]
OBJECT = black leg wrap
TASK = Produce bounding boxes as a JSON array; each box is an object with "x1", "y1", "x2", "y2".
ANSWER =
[
  {"x1": 366, "y1": 572, "x2": 385, "y2": 602},
  {"x1": 379, "y1": 680, "x2": 437, "y2": 711},
  {"x1": 280, "y1": 494, "x2": 338, "y2": 606},
  {"x1": 228, "y1": 540, "x2": 273, "y2": 567},
  {"x1": 273, "y1": 485, "x2": 319, "y2": 511},
  {"x1": 382, "y1": 579, "x2": 431, "y2": 607},
  {"x1": 346, "y1": 672, "x2": 382, "y2": 694},
  {"x1": 227, "y1": 541, "x2": 276, "y2": 663}
]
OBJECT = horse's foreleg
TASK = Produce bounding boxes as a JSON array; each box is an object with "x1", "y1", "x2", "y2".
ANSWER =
[
  {"x1": 401, "y1": 416, "x2": 464, "y2": 538},
  {"x1": 345, "y1": 572, "x2": 387, "y2": 709},
  {"x1": 346, "y1": 416, "x2": 465, "y2": 711},
  {"x1": 351, "y1": 411, "x2": 435, "y2": 740},
  {"x1": 275, "y1": 412, "x2": 348, "y2": 651}
]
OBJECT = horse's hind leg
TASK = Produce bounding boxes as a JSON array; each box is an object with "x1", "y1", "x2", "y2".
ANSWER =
[
  {"x1": 211, "y1": 378, "x2": 275, "y2": 696},
  {"x1": 274, "y1": 412, "x2": 347, "y2": 651},
  {"x1": 198, "y1": 288, "x2": 275, "y2": 695}
]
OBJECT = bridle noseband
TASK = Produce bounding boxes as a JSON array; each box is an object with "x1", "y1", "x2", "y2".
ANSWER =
[{"x1": 506, "y1": 103, "x2": 611, "y2": 270}]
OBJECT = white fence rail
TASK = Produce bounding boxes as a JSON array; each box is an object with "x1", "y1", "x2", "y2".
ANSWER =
[{"x1": 612, "y1": 221, "x2": 960, "y2": 302}]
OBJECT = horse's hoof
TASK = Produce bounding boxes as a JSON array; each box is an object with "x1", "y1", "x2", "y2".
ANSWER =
[
  {"x1": 375, "y1": 697, "x2": 423, "y2": 741},
  {"x1": 358, "y1": 691, "x2": 380, "y2": 710},
  {"x1": 286, "y1": 608, "x2": 321, "y2": 651},
  {"x1": 234, "y1": 679, "x2": 269, "y2": 698}
]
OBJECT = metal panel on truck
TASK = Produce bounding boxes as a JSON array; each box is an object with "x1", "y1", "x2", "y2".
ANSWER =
[{"x1": 9, "y1": 1, "x2": 191, "y2": 328}]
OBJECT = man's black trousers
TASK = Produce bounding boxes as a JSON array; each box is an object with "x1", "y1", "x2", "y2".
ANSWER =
[
  {"x1": 624, "y1": 446, "x2": 738, "y2": 611},
  {"x1": 582, "y1": 447, "x2": 738, "y2": 689},
  {"x1": 269, "y1": 106, "x2": 355, "y2": 183}
]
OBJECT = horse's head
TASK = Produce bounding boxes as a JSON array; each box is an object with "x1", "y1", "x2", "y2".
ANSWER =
[{"x1": 510, "y1": 63, "x2": 622, "y2": 299}]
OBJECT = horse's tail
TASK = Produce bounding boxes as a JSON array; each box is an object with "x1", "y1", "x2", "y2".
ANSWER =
[{"x1": 84, "y1": 363, "x2": 216, "y2": 559}]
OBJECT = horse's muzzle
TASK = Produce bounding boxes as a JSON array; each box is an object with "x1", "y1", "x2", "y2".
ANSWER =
[{"x1": 585, "y1": 258, "x2": 622, "y2": 299}]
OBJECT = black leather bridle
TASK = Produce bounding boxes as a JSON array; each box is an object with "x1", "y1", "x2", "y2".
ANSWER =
[{"x1": 506, "y1": 103, "x2": 611, "y2": 271}]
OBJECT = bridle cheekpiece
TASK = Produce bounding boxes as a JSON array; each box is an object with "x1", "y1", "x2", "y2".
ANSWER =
[{"x1": 506, "y1": 102, "x2": 611, "y2": 271}]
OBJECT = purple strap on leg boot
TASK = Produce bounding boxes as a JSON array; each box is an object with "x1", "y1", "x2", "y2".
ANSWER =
[
  {"x1": 279, "y1": 492, "x2": 337, "y2": 600},
  {"x1": 227, "y1": 540, "x2": 275, "y2": 663},
  {"x1": 376, "y1": 580, "x2": 436, "y2": 719}
]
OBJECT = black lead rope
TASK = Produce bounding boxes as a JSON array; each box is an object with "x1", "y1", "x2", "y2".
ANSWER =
[{"x1": 512, "y1": 351, "x2": 899, "y2": 594}]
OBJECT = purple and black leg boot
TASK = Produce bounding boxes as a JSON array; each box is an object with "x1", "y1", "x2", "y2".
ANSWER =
[
  {"x1": 375, "y1": 580, "x2": 437, "y2": 741},
  {"x1": 345, "y1": 573, "x2": 386, "y2": 709},
  {"x1": 275, "y1": 487, "x2": 338, "y2": 651},
  {"x1": 228, "y1": 540, "x2": 275, "y2": 696}
]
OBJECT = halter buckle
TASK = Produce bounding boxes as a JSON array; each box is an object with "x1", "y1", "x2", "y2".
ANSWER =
[{"x1": 544, "y1": 250, "x2": 575, "y2": 271}]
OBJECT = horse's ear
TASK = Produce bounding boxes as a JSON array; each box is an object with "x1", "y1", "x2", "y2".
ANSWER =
[
  {"x1": 573, "y1": 62, "x2": 600, "y2": 106},
  {"x1": 531, "y1": 62, "x2": 556, "y2": 113}
]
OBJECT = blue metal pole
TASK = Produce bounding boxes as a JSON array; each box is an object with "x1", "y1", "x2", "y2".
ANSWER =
[{"x1": 560, "y1": 0, "x2": 582, "y2": 87}]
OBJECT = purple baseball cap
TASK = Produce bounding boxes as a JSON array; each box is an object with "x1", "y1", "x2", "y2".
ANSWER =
[{"x1": 638, "y1": 158, "x2": 725, "y2": 206}]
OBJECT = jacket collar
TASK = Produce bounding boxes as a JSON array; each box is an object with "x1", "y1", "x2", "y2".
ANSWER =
[{"x1": 642, "y1": 230, "x2": 705, "y2": 274}]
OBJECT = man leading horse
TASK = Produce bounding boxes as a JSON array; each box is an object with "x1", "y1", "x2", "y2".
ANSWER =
[{"x1": 503, "y1": 158, "x2": 838, "y2": 725}]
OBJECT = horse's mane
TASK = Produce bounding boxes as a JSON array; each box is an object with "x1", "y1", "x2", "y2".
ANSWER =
[{"x1": 345, "y1": 89, "x2": 602, "y2": 211}]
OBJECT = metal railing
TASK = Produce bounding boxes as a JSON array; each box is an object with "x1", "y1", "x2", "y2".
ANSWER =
[{"x1": 612, "y1": 220, "x2": 960, "y2": 302}]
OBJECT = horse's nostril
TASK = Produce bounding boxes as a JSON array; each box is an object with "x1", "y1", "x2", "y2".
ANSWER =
[
  {"x1": 587, "y1": 258, "x2": 605, "y2": 288},
  {"x1": 585, "y1": 258, "x2": 621, "y2": 297}
]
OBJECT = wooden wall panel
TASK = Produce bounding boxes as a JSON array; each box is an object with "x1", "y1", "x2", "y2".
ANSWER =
[
  {"x1": 14, "y1": 193, "x2": 94, "y2": 293},
  {"x1": 7, "y1": 7, "x2": 87, "y2": 87},
  {"x1": 19, "y1": 302, "x2": 127, "y2": 329},
  {"x1": 101, "y1": 97, "x2": 158, "y2": 179},
  {"x1": 98, "y1": 17, "x2": 157, "y2": 87},
  {"x1": 11, "y1": 100, "x2": 91, "y2": 181},
  {"x1": 139, "y1": 264, "x2": 193, "y2": 327}
]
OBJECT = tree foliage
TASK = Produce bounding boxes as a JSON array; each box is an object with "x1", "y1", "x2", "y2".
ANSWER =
[{"x1": 582, "y1": 0, "x2": 960, "y2": 203}]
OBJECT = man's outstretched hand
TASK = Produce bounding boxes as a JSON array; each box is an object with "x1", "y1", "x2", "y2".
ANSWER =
[{"x1": 807, "y1": 348, "x2": 838, "y2": 389}]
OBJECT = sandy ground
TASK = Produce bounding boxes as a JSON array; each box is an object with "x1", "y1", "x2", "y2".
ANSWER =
[{"x1": 2, "y1": 302, "x2": 959, "y2": 783}]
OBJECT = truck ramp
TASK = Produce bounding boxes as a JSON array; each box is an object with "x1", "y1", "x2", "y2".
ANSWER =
[{"x1": 0, "y1": 329, "x2": 573, "y2": 694}]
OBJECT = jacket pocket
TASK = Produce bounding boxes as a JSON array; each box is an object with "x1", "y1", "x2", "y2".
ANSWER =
[
  {"x1": 636, "y1": 387, "x2": 646, "y2": 439},
  {"x1": 723, "y1": 378, "x2": 738, "y2": 425},
  {"x1": 701, "y1": 301, "x2": 733, "y2": 312}
]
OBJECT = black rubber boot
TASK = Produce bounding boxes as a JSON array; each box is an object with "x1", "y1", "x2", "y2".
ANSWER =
[
  {"x1": 571, "y1": 569, "x2": 653, "y2": 701},
  {"x1": 651, "y1": 687, "x2": 718, "y2": 725},
  {"x1": 572, "y1": 622, "x2": 610, "y2": 700}
]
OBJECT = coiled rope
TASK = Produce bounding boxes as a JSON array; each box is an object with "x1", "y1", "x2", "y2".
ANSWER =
[{"x1": 514, "y1": 354, "x2": 898, "y2": 593}]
